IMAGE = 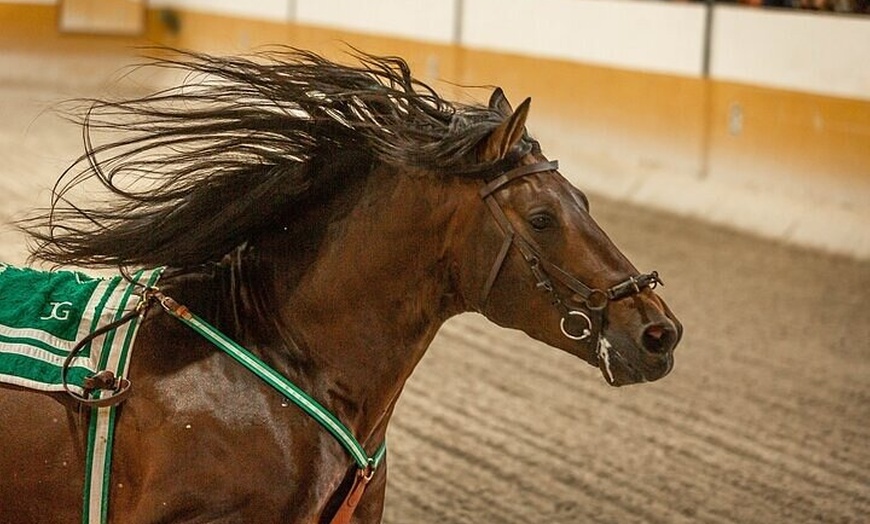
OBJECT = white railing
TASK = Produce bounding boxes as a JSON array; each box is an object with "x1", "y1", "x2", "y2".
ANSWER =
[{"x1": 79, "y1": 0, "x2": 868, "y2": 100}]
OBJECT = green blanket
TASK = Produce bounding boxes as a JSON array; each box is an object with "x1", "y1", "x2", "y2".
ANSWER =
[{"x1": 0, "y1": 264, "x2": 162, "y2": 395}]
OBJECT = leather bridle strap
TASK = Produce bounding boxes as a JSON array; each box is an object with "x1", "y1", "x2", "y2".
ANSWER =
[
  {"x1": 478, "y1": 159, "x2": 607, "y2": 344},
  {"x1": 479, "y1": 161, "x2": 559, "y2": 303},
  {"x1": 478, "y1": 159, "x2": 664, "y2": 345},
  {"x1": 480, "y1": 160, "x2": 559, "y2": 198}
]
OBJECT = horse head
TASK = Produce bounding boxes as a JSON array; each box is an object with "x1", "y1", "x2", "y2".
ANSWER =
[{"x1": 455, "y1": 88, "x2": 682, "y2": 386}]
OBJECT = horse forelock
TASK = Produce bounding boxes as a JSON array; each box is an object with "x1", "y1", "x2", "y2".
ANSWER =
[{"x1": 21, "y1": 48, "x2": 530, "y2": 271}]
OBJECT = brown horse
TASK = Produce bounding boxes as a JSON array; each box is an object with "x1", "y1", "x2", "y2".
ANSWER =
[{"x1": 0, "y1": 50, "x2": 681, "y2": 523}]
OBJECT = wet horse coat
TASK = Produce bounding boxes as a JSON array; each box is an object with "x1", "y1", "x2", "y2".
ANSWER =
[{"x1": 0, "y1": 50, "x2": 681, "y2": 523}]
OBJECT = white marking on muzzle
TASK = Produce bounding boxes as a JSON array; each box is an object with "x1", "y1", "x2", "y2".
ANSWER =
[{"x1": 597, "y1": 336, "x2": 616, "y2": 384}]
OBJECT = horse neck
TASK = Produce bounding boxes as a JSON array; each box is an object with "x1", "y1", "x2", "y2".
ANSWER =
[{"x1": 233, "y1": 165, "x2": 476, "y2": 447}]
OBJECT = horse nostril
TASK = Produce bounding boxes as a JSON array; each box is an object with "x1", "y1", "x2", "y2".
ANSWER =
[{"x1": 641, "y1": 324, "x2": 676, "y2": 355}]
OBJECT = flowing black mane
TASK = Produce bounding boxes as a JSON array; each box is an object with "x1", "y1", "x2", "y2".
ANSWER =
[{"x1": 24, "y1": 48, "x2": 531, "y2": 269}]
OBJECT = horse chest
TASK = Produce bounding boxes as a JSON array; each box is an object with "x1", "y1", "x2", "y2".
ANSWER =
[{"x1": 109, "y1": 353, "x2": 352, "y2": 522}]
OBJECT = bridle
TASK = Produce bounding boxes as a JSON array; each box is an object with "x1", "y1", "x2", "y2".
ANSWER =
[{"x1": 479, "y1": 160, "x2": 663, "y2": 349}]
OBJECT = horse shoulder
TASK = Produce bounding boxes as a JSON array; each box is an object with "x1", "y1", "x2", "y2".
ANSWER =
[{"x1": 109, "y1": 314, "x2": 357, "y2": 522}]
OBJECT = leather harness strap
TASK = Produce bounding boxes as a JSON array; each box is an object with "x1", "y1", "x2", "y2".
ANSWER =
[
  {"x1": 61, "y1": 307, "x2": 142, "y2": 407},
  {"x1": 329, "y1": 467, "x2": 376, "y2": 524}
]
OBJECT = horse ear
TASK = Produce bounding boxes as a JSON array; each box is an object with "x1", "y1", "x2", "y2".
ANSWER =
[
  {"x1": 480, "y1": 96, "x2": 531, "y2": 162},
  {"x1": 489, "y1": 87, "x2": 514, "y2": 116}
]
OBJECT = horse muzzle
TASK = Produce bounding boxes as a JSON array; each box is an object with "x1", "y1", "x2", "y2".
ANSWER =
[{"x1": 596, "y1": 301, "x2": 682, "y2": 387}]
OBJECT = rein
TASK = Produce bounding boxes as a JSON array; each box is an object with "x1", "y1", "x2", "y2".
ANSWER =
[{"x1": 479, "y1": 160, "x2": 662, "y2": 348}]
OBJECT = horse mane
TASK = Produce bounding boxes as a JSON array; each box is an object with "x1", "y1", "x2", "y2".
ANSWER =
[{"x1": 22, "y1": 48, "x2": 529, "y2": 269}]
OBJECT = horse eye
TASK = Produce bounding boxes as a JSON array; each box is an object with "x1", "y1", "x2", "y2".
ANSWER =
[{"x1": 528, "y1": 212, "x2": 556, "y2": 231}]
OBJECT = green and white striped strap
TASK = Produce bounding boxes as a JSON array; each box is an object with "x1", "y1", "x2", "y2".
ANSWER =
[
  {"x1": 83, "y1": 268, "x2": 164, "y2": 524},
  {"x1": 154, "y1": 291, "x2": 387, "y2": 472}
]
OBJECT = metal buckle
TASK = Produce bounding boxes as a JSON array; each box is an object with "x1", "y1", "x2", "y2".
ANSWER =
[
  {"x1": 607, "y1": 271, "x2": 661, "y2": 301},
  {"x1": 586, "y1": 289, "x2": 609, "y2": 311},
  {"x1": 362, "y1": 459, "x2": 376, "y2": 483}
]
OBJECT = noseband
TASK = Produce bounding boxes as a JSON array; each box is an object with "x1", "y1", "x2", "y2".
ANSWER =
[{"x1": 479, "y1": 160, "x2": 662, "y2": 347}]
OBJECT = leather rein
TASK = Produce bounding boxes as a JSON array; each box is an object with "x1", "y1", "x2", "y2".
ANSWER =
[{"x1": 479, "y1": 160, "x2": 663, "y2": 350}]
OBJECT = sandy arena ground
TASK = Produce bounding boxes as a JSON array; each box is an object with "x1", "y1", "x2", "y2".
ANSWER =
[{"x1": 1, "y1": 50, "x2": 868, "y2": 523}]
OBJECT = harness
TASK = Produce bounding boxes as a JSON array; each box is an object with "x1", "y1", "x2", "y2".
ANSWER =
[
  {"x1": 479, "y1": 160, "x2": 662, "y2": 353},
  {"x1": 63, "y1": 287, "x2": 384, "y2": 524}
]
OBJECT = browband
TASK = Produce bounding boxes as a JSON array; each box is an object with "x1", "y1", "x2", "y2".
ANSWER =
[{"x1": 479, "y1": 160, "x2": 559, "y2": 198}]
